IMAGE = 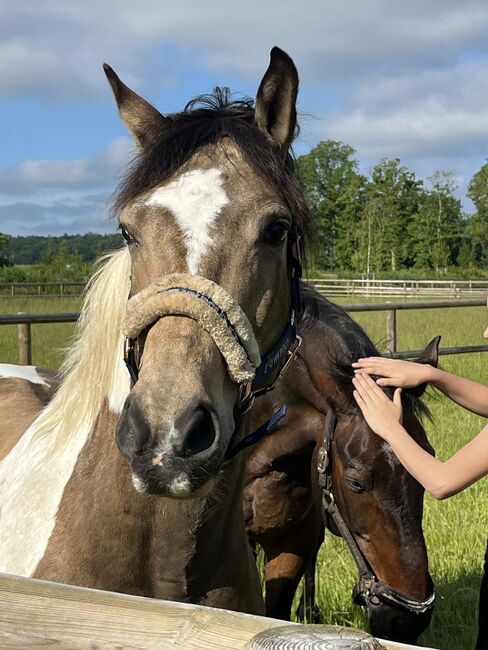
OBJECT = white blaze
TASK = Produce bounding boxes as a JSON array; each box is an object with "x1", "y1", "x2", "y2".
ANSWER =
[{"x1": 146, "y1": 168, "x2": 229, "y2": 274}]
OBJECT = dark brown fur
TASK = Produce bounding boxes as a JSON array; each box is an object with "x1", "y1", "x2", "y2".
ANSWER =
[{"x1": 245, "y1": 287, "x2": 435, "y2": 643}]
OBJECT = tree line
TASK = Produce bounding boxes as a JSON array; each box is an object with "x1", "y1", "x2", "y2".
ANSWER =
[
  {"x1": 297, "y1": 141, "x2": 488, "y2": 274},
  {"x1": 1, "y1": 140, "x2": 487, "y2": 278}
]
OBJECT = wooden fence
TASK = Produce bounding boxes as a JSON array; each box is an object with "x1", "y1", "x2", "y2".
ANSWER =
[
  {"x1": 2, "y1": 278, "x2": 488, "y2": 299},
  {"x1": 0, "y1": 572, "x2": 431, "y2": 649},
  {"x1": 1, "y1": 300, "x2": 488, "y2": 366},
  {"x1": 309, "y1": 278, "x2": 488, "y2": 299},
  {"x1": 0, "y1": 282, "x2": 85, "y2": 297}
]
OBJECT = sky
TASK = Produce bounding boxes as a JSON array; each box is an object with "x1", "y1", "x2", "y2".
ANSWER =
[{"x1": 1, "y1": 0, "x2": 488, "y2": 236}]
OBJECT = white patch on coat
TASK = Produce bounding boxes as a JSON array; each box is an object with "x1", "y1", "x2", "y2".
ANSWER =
[
  {"x1": 0, "y1": 363, "x2": 47, "y2": 386},
  {"x1": 108, "y1": 338, "x2": 131, "y2": 414},
  {"x1": 0, "y1": 418, "x2": 91, "y2": 576},
  {"x1": 131, "y1": 474, "x2": 148, "y2": 494},
  {"x1": 146, "y1": 168, "x2": 229, "y2": 274},
  {"x1": 169, "y1": 473, "x2": 191, "y2": 496}
]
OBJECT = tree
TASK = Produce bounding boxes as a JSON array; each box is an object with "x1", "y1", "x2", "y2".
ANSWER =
[
  {"x1": 410, "y1": 172, "x2": 463, "y2": 271},
  {"x1": 297, "y1": 140, "x2": 366, "y2": 269},
  {"x1": 467, "y1": 161, "x2": 488, "y2": 266},
  {"x1": 356, "y1": 159, "x2": 422, "y2": 272},
  {"x1": 0, "y1": 233, "x2": 12, "y2": 266}
]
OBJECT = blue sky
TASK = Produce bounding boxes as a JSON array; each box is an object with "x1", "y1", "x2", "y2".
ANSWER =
[{"x1": 1, "y1": 0, "x2": 488, "y2": 236}]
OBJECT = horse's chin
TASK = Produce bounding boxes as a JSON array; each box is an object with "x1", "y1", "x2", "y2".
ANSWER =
[{"x1": 131, "y1": 471, "x2": 216, "y2": 499}]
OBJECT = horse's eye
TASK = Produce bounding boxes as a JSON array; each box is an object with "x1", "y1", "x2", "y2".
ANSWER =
[
  {"x1": 120, "y1": 226, "x2": 135, "y2": 245},
  {"x1": 263, "y1": 220, "x2": 290, "y2": 245},
  {"x1": 345, "y1": 476, "x2": 366, "y2": 493}
]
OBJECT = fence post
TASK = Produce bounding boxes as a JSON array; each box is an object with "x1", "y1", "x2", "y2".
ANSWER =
[
  {"x1": 17, "y1": 314, "x2": 32, "y2": 365},
  {"x1": 386, "y1": 308, "x2": 397, "y2": 354}
]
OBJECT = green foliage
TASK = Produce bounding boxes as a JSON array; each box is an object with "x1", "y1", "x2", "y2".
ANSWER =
[
  {"x1": 297, "y1": 141, "x2": 367, "y2": 270},
  {"x1": 295, "y1": 142, "x2": 486, "y2": 274},
  {"x1": 4, "y1": 232, "x2": 122, "y2": 265}
]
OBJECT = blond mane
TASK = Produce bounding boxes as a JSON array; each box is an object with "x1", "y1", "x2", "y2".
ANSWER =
[
  {"x1": 0, "y1": 248, "x2": 131, "y2": 575},
  {"x1": 25, "y1": 247, "x2": 130, "y2": 448}
]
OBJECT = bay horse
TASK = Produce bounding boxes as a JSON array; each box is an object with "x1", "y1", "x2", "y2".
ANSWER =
[
  {"x1": 0, "y1": 47, "x2": 311, "y2": 613},
  {"x1": 244, "y1": 286, "x2": 437, "y2": 644}
]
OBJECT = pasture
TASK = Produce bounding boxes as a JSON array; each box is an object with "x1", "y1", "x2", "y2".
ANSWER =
[{"x1": 1, "y1": 294, "x2": 487, "y2": 649}]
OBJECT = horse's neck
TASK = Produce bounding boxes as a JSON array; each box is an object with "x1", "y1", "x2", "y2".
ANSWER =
[{"x1": 35, "y1": 404, "x2": 261, "y2": 611}]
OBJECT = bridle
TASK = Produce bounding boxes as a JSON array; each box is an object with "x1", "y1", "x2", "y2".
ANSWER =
[
  {"x1": 317, "y1": 407, "x2": 436, "y2": 616},
  {"x1": 123, "y1": 233, "x2": 303, "y2": 459}
]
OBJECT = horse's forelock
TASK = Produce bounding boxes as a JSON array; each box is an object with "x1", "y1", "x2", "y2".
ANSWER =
[
  {"x1": 299, "y1": 286, "x2": 429, "y2": 419},
  {"x1": 111, "y1": 88, "x2": 313, "y2": 246}
]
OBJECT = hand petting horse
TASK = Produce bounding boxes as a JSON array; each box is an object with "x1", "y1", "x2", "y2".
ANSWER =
[
  {"x1": 245, "y1": 287, "x2": 437, "y2": 644},
  {"x1": 0, "y1": 47, "x2": 310, "y2": 614}
]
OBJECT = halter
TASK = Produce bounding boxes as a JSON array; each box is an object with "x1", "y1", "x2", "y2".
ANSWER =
[
  {"x1": 317, "y1": 408, "x2": 436, "y2": 617},
  {"x1": 123, "y1": 234, "x2": 303, "y2": 458}
]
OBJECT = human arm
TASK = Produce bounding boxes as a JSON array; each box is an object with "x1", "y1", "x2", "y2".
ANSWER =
[
  {"x1": 352, "y1": 357, "x2": 488, "y2": 418},
  {"x1": 352, "y1": 372, "x2": 488, "y2": 499}
]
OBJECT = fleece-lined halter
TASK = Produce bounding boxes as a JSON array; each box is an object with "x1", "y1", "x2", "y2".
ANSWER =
[{"x1": 122, "y1": 235, "x2": 303, "y2": 458}]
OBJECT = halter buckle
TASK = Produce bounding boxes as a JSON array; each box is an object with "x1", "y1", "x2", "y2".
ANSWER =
[
  {"x1": 277, "y1": 334, "x2": 302, "y2": 381},
  {"x1": 317, "y1": 446, "x2": 329, "y2": 473}
]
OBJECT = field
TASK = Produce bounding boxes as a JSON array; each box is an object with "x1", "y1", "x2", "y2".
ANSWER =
[{"x1": 1, "y1": 295, "x2": 487, "y2": 649}]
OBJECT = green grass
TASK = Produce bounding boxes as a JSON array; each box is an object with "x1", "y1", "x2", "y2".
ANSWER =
[
  {"x1": 0, "y1": 297, "x2": 81, "y2": 368},
  {"x1": 1, "y1": 296, "x2": 487, "y2": 649}
]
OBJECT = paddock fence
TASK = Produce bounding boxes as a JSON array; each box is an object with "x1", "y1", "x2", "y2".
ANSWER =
[
  {"x1": 2, "y1": 277, "x2": 488, "y2": 299},
  {"x1": 1, "y1": 299, "x2": 487, "y2": 366},
  {"x1": 309, "y1": 277, "x2": 488, "y2": 299},
  {"x1": 0, "y1": 572, "x2": 433, "y2": 649}
]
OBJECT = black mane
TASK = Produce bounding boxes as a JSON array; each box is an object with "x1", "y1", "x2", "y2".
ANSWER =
[
  {"x1": 113, "y1": 87, "x2": 313, "y2": 244},
  {"x1": 300, "y1": 284, "x2": 429, "y2": 419}
]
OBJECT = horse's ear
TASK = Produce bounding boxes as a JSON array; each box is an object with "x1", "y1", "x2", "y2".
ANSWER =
[
  {"x1": 255, "y1": 47, "x2": 299, "y2": 150},
  {"x1": 103, "y1": 64, "x2": 168, "y2": 148},
  {"x1": 410, "y1": 336, "x2": 441, "y2": 397}
]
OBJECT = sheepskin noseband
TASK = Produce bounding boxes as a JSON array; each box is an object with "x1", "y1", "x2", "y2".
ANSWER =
[{"x1": 123, "y1": 274, "x2": 261, "y2": 384}]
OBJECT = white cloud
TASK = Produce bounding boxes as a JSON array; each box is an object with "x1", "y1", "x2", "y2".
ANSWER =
[{"x1": 1, "y1": 0, "x2": 488, "y2": 232}]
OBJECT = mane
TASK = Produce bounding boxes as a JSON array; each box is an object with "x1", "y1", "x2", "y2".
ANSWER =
[
  {"x1": 22, "y1": 248, "x2": 130, "y2": 449},
  {"x1": 299, "y1": 283, "x2": 430, "y2": 419},
  {"x1": 112, "y1": 87, "x2": 314, "y2": 246}
]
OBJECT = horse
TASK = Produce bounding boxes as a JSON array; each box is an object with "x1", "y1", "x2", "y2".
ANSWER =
[
  {"x1": 0, "y1": 364, "x2": 59, "y2": 459},
  {"x1": 0, "y1": 47, "x2": 312, "y2": 614},
  {"x1": 244, "y1": 285, "x2": 437, "y2": 644},
  {"x1": 0, "y1": 290, "x2": 437, "y2": 641}
]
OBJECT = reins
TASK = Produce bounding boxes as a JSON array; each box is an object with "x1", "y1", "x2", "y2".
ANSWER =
[
  {"x1": 123, "y1": 234, "x2": 303, "y2": 459},
  {"x1": 317, "y1": 407, "x2": 436, "y2": 616}
]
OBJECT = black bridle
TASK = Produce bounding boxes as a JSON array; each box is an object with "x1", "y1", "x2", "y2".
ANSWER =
[
  {"x1": 317, "y1": 407, "x2": 436, "y2": 616},
  {"x1": 123, "y1": 233, "x2": 303, "y2": 459}
]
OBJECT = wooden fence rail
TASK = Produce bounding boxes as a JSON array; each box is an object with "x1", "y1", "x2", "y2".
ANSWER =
[
  {"x1": 0, "y1": 572, "x2": 426, "y2": 650},
  {"x1": 1, "y1": 299, "x2": 487, "y2": 365},
  {"x1": 2, "y1": 278, "x2": 488, "y2": 299}
]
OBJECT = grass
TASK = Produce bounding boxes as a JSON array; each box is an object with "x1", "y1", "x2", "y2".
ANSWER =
[{"x1": 1, "y1": 295, "x2": 487, "y2": 649}]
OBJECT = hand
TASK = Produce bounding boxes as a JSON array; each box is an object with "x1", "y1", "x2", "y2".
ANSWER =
[
  {"x1": 352, "y1": 357, "x2": 431, "y2": 388},
  {"x1": 352, "y1": 372, "x2": 403, "y2": 441}
]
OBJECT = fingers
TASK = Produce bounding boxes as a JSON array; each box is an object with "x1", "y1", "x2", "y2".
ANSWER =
[
  {"x1": 393, "y1": 387, "x2": 402, "y2": 407},
  {"x1": 352, "y1": 372, "x2": 385, "y2": 408}
]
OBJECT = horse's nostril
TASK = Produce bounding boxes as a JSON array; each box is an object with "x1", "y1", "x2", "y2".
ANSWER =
[{"x1": 182, "y1": 408, "x2": 217, "y2": 458}]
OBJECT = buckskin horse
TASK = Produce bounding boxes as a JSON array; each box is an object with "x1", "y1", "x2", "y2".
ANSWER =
[
  {"x1": 0, "y1": 47, "x2": 311, "y2": 613},
  {"x1": 245, "y1": 285, "x2": 437, "y2": 643}
]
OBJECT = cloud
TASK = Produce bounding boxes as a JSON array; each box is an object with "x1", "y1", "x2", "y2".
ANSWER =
[
  {"x1": 1, "y1": 0, "x2": 488, "y2": 234},
  {"x1": 0, "y1": 136, "x2": 134, "y2": 235},
  {"x1": 2, "y1": 1, "x2": 488, "y2": 101},
  {"x1": 0, "y1": 137, "x2": 134, "y2": 195}
]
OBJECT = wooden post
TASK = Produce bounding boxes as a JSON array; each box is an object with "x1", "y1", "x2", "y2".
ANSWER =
[
  {"x1": 386, "y1": 308, "x2": 397, "y2": 354},
  {"x1": 17, "y1": 315, "x2": 32, "y2": 365}
]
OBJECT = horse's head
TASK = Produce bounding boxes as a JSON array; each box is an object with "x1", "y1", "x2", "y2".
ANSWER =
[
  {"x1": 105, "y1": 49, "x2": 310, "y2": 497},
  {"x1": 321, "y1": 336, "x2": 439, "y2": 643}
]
